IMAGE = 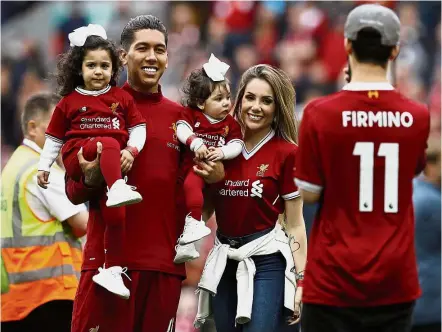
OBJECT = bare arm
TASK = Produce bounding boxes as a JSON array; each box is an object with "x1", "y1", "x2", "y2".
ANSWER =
[
  {"x1": 65, "y1": 210, "x2": 88, "y2": 238},
  {"x1": 284, "y1": 197, "x2": 307, "y2": 324},
  {"x1": 299, "y1": 189, "x2": 321, "y2": 204}
]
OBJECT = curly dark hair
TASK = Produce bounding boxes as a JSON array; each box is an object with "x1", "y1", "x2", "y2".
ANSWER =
[
  {"x1": 181, "y1": 68, "x2": 229, "y2": 109},
  {"x1": 55, "y1": 35, "x2": 122, "y2": 96}
]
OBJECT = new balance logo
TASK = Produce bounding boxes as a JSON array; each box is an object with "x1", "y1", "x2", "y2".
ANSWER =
[
  {"x1": 250, "y1": 180, "x2": 264, "y2": 198},
  {"x1": 112, "y1": 117, "x2": 120, "y2": 129}
]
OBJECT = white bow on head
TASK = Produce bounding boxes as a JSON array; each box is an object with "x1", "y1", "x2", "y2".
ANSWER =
[
  {"x1": 203, "y1": 54, "x2": 230, "y2": 82},
  {"x1": 68, "y1": 24, "x2": 108, "y2": 47}
]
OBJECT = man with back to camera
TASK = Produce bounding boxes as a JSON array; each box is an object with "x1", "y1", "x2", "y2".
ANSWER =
[
  {"x1": 66, "y1": 15, "x2": 224, "y2": 332},
  {"x1": 294, "y1": 4, "x2": 430, "y2": 332}
]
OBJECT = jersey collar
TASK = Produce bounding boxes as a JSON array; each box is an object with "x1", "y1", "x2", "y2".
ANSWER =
[
  {"x1": 22, "y1": 138, "x2": 42, "y2": 154},
  {"x1": 203, "y1": 113, "x2": 227, "y2": 124},
  {"x1": 75, "y1": 85, "x2": 111, "y2": 96},
  {"x1": 242, "y1": 130, "x2": 275, "y2": 160},
  {"x1": 342, "y1": 82, "x2": 394, "y2": 91}
]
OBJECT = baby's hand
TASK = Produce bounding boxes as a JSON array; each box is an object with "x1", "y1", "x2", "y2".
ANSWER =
[
  {"x1": 195, "y1": 144, "x2": 209, "y2": 160},
  {"x1": 120, "y1": 149, "x2": 135, "y2": 174},
  {"x1": 37, "y1": 171, "x2": 50, "y2": 189},
  {"x1": 207, "y1": 147, "x2": 224, "y2": 161}
]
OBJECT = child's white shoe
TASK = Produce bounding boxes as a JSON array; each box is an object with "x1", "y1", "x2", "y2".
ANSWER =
[
  {"x1": 92, "y1": 266, "x2": 130, "y2": 299},
  {"x1": 178, "y1": 215, "x2": 211, "y2": 245},
  {"x1": 173, "y1": 243, "x2": 200, "y2": 264},
  {"x1": 106, "y1": 177, "x2": 142, "y2": 207}
]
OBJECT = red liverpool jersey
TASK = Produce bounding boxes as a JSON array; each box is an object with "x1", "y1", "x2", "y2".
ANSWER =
[
  {"x1": 46, "y1": 86, "x2": 145, "y2": 144},
  {"x1": 212, "y1": 130, "x2": 299, "y2": 237},
  {"x1": 177, "y1": 108, "x2": 243, "y2": 177},
  {"x1": 66, "y1": 84, "x2": 187, "y2": 276},
  {"x1": 295, "y1": 82, "x2": 430, "y2": 306}
]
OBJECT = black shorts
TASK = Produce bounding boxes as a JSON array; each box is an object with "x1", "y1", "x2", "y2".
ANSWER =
[{"x1": 301, "y1": 301, "x2": 415, "y2": 332}]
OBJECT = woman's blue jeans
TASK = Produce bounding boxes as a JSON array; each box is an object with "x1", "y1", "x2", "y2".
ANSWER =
[{"x1": 211, "y1": 252, "x2": 299, "y2": 332}]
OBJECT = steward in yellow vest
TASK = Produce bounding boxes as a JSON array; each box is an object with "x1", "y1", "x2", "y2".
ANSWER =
[{"x1": 1, "y1": 93, "x2": 88, "y2": 331}]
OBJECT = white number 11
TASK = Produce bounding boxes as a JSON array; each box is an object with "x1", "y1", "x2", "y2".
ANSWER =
[{"x1": 353, "y1": 142, "x2": 399, "y2": 213}]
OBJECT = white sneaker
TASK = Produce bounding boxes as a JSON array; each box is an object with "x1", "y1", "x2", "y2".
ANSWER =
[
  {"x1": 173, "y1": 243, "x2": 200, "y2": 264},
  {"x1": 106, "y1": 177, "x2": 142, "y2": 208},
  {"x1": 178, "y1": 215, "x2": 211, "y2": 245},
  {"x1": 92, "y1": 266, "x2": 131, "y2": 299}
]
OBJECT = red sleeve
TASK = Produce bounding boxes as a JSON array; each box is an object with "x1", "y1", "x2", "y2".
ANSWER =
[
  {"x1": 64, "y1": 174, "x2": 100, "y2": 205},
  {"x1": 124, "y1": 95, "x2": 145, "y2": 129},
  {"x1": 46, "y1": 102, "x2": 69, "y2": 142},
  {"x1": 279, "y1": 147, "x2": 300, "y2": 200},
  {"x1": 226, "y1": 117, "x2": 243, "y2": 143},
  {"x1": 177, "y1": 107, "x2": 195, "y2": 130},
  {"x1": 294, "y1": 103, "x2": 324, "y2": 193}
]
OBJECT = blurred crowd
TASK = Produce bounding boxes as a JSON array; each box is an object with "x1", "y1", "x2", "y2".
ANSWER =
[{"x1": 1, "y1": 1, "x2": 440, "y2": 331}]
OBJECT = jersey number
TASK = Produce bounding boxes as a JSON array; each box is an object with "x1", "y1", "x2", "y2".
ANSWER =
[{"x1": 353, "y1": 142, "x2": 399, "y2": 213}]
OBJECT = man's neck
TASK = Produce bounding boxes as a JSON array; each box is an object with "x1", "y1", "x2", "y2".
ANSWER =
[
  {"x1": 128, "y1": 79, "x2": 159, "y2": 94},
  {"x1": 350, "y1": 63, "x2": 390, "y2": 83}
]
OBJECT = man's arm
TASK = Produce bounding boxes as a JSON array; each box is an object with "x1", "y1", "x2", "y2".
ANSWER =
[
  {"x1": 65, "y1": 142, "x2": 104, "y2": 204},
  {"x1": 66, "y1": 210, "x2": 88, "y2": 238}
]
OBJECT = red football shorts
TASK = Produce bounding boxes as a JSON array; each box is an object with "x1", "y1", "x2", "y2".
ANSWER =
[{"x1": 71, "y1": 270, "x2": 182, "y2": 332}]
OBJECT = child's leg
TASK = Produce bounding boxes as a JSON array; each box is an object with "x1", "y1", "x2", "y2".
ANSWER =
[
  {"x1": 183, "y1": 170, "x2": 206, "y2": 221},
  {"x1": 82, "y1": 137, "x2": 122, "y2": 187},
  {"x1": 98, "y1": 199, "x2": 126, "y2": 267}
]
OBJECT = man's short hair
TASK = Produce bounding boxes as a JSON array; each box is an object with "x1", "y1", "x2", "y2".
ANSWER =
[
  {"x1": 120, "y1": 15, "x2": 168, "y2": 51},
  {"x1": 21, "y1": 92, "x2": 61, "y2": 134},
  {"x1": 351, "y1": 28, "x2": 395, "y2": 68}
]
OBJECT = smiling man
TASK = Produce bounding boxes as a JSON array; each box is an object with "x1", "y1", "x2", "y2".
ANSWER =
[{"x1": 67, "y1": 15, "x2": 224, "y2": 332}]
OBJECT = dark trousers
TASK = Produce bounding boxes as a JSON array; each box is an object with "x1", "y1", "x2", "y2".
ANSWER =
[
  {"x1": 1, "y1": 300, "x2": 73, "y2": 332},
  {"x1": 301, "y1": 301, "x2": 415, "y2": 332}
]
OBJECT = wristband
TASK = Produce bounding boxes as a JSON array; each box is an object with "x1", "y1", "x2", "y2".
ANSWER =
[
  {"x1": 125, "y1": 146, "x2": 139, "y2": 158},
  {"x1": 186, "y1": 135, "x2": 198, "y2": 146}
]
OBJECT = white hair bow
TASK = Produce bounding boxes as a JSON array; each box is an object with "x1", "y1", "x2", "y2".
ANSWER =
[
  {"x1": 203, "y1": 54, "x2": 230, "y2": 82},
  {"x1": 68, "y1": 24, "x2": 107, "y2": 47}
]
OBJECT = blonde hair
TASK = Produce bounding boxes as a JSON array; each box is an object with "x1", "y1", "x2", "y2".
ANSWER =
[{"x1": 233, "y1": 64, "x2": 299, "y2": 144}]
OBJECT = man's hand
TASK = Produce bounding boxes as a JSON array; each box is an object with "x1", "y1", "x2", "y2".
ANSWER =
[
  {"x1": 120, "y1": 149, "x2": 134, "y2": 174},
  {"x1": 195, "y1": 144, "x2": 209, "y2": 160},
  {"x1": 288, "y1": 286, "x2": 303, "y2": 325},
  {"x1": 37, "y1": 171, "x2": 50, "y2": 189},
  {"x1": 193, "y1": 159, "x2": 225, "y2": 184},
  {"x1": 206, "y1": 147, "x2": 224, "y2": 162},
  {"x1": 77, "y1": 142, "x2": 104, "y2": 187}
]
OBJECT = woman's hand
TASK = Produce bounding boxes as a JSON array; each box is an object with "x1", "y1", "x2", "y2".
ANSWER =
[{"x1": 288, "y1": 286, "x2": 303, "y2": 325}]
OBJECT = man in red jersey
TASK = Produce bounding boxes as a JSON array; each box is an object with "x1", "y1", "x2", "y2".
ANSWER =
[
  {"x1": 67, "y1": 15, "x2": 224, "y2": 332},
  {"x1": 294, "y1": 4, "x2": 430, "y2": 332}
]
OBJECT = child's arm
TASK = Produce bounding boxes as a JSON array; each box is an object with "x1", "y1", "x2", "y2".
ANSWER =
[
  {"x1": 176, "y1": 122, "x2": 208, "y2": 159},
  {"x1": 37, "y1": 137, "x2": 63, "y2": 188},
  {"x1": 207, "y1": 140, "x2": 243, "y2": 161},
  {"x1": 121, "y1": 124, "x2": 146, "y2": 173}
]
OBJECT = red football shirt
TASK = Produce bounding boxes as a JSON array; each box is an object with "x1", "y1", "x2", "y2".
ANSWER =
[
  {"x1": 65, "y1": 84, "x2": 187, "y2": 276},
  {"x1": 212, "y1": 130, "x2": 299, "y2": 237},
  {"x1": 295, "y1": 82, "x2": 430, "y2": 306},
  {"x1": 46, "y1": 86, "x2": 145, "y2": 144},
  {"x1": 177, "y1": 108, "x2": 243, "y2": 177}
]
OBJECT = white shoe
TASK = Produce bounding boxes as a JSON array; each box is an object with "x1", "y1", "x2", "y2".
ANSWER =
[
  {"x1": 178, "y1": 215, "x2": 211, "y2": 245},
  {"x1": 106, "y1": 177, "x2": 142, "y2": 207},
  {"x1": 173, "y1": 243, "x2": 200, "y2": 264},
  {"x1": 92, "y1": 266, "x2": 131, "y2": 299}
]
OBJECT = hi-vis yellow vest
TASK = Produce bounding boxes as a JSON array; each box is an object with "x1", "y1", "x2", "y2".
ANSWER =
[{"x1": 1, "y1": 145, "x2": 82, "y2": 322}]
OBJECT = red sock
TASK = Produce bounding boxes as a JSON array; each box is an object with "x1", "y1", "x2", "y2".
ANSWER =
[
  {"x1": 100, "y1": 199, "x2": 125, "y2": 266},
  {"x1": 183, "y1": 171, "x2": 205, "y2": 221},
  {"x1": 98, "y1": 137, "x2": 122, "y2": 187}
]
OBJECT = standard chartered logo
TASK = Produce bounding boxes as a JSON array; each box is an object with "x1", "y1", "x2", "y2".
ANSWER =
[
  {"x1": 112, "y1": 117, "x2": 120, "y2": 129},
  {"x1": 219, "y1": 179, "x2": 264, "y2": 198},
  {"x1": 250, "y1": 180, "x2": 263, "y2": 198}
]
